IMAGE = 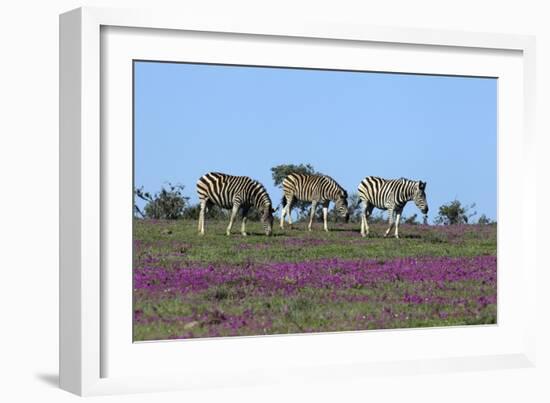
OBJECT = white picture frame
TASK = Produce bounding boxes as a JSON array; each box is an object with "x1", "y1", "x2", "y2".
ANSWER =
[{"x1": 60, "y1": 6, "x2": 537, "y2": 396}]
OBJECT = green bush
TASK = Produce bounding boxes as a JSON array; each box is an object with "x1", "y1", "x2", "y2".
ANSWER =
[
  {"x1": 134, "y1": 183, "x2": 189, "y2": 220},
  {"x1": 477, "y1": 214, "x2": 494, "y2": 225},
  {"x1": 434, "y1": 199, "x2": 476, "y2": 225}
]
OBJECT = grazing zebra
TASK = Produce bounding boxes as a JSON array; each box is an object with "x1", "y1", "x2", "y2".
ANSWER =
[
  {"x1": 280, "y1": 173, "x2": 350, "y2": 232},
  {"x1": 357, "y1": 176, "x2": 429, "y2": 238},
  {"x1": 197, "y1": 172, "x2": 275, "y2": 236}
]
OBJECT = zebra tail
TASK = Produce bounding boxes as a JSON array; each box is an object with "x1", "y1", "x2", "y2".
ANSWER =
[{"x1": 281, "y1": 195, "x2": 287, "y2": 208}]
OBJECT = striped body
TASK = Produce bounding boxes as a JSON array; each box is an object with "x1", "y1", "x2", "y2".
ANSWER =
[
  {"x1": 197, "y1": 172, "x2": 274, "y2": 236},
  {"x1": 280, "y1": 173, "x2": 349, "y2": 231},
  {"x1": 357, "y1": 176, "x2": 428, "y2": 238}
]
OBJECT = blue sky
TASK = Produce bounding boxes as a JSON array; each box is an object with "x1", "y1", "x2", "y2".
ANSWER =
[{"x1": 134, "y1": 61, "x2": 496, "y2": 223}]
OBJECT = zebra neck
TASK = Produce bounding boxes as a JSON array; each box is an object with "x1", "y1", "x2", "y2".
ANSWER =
[
  {"x1": 252, "y1": 193, "x2": 270, "y2": 211},
  {"x1": 328, "y1": 191, "x2": 342, "y2": 201},
  {"x1": 325, "y1": 181, "x2": 344, "y2": 201},
  {"x1": 399, "y1": 183, "x2": 415, "y2": 203}
]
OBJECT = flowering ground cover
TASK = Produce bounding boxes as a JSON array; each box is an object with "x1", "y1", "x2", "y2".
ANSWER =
[{"x1": 133, "y1": 220, "x2": 496, "y2": 341}]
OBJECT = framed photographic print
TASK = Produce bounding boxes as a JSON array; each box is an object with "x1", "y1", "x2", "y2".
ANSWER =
[{"x1": 60, "y1": 7, "x2": 537, "y2": 396}]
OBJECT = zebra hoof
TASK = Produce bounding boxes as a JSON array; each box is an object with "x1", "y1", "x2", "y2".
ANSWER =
[
  {"x1": 361, "y1": 233, "x2": 366, "y2": 238},
  {"x1": 241, "y1": 232, "x2": 248, "y2": 236}
]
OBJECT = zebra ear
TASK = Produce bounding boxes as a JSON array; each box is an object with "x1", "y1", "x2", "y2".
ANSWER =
[{"x1": 419, "y1": 181, "x2": 426, "y2": 190}]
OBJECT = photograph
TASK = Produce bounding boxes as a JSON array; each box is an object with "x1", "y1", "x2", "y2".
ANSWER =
[{"x1": 132, "y1": 60, "x2": 497, "y2": 341}]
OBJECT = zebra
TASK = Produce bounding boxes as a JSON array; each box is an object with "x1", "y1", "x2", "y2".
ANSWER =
[
  {"x1": 357, "y1": 176, "x2": 429, "y2": 239},
  {"x1": 196, "y1": 172, "x2": 275, "y2": 236},
  {"x1": 280, "y1": 173, "x2": 350, "y2": 232}
]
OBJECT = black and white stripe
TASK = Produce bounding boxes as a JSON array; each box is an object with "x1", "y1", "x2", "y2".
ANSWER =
[
  {"x1": 357, "y1": 176, "x2": 429, "y2": 238},
  {"x1": 197, "y1": 172, "x2": 275, "y2": 236},
  {"x1": 280, "y1": 173, "x2": 349, "y2": 231}
]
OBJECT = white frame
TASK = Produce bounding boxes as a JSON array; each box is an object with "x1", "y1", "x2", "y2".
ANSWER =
[{"x1": 60, "y1": 6, "x2": 537, "y2": 396}]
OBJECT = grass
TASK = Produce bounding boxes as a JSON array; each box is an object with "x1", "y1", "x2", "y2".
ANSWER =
[{"x1": 133, "y1": 219, "x2": 496, "y2": 341}]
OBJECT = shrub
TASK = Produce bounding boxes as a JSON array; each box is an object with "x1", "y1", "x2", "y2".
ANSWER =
[
  {"x1": 181, "y1": 203, "x2": 228, "y2": 220},
  {"x1": 477, "y1": 214, "x2": 494, "y2": 225},
  {"x1": 134, "y1": 183, "x2": 189, "y2": 220},
  {"x1": 403, "y1": 214, "x2": 419, "y2": 225},
  {"x1": 434, "y1": 199, "x2": 476, "y2": 225},
  {"x1": 345, "y1": 192, "x2": 363, "y2": 223}
]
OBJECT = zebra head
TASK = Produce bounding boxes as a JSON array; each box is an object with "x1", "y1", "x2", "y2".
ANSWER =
[
  {"x1": 335, "y1": 191, "x2": 350, "y2": 223},
  {"x1": 261, "y1": 205, "x2": 275, "y2": 236},
  {"x1": 413, "y1": 181, "x2": 429, "y2": 215}
]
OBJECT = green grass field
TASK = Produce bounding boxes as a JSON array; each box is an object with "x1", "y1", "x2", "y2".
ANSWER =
[{"x1": 133, "y1": 219, "x2": 497, "y2": 341}]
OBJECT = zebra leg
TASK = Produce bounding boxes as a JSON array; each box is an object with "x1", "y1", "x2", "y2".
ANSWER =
[
  {"x1": 241, "y1": 217, "x2": 248, "y2": 236},
  {"x1": 384, "y1": 209, "x2": 395, "y2": 238},
  {"x1": 323, "y1": 206, "x2": 329, "y2": 232},
  {"x1": 226, "y1": 204, "x2": 240, "y2": 236},
  {"x1": 394, "y1": 210, "x2": 402, "y2": 239},
  {"x1": 365, "y1": 204, "x2": 373, "y2": 236},
  {"x1": 322, "y1": 201, "x2": 330, "y2": 232},
  {"x1": 198, "y1": 200, "x2": 207, "y2": 235},
  {"x1": 241, "y1": 207, "x2": 249, "y2": 236},
  {"x1": 280, "y1": 196, "x2": 290, "y2": 229},
  {"x1": 308, "y1": 200, "x2": 317, "y2": 231},
  {"x1": 360, "y1": 208, "x2": 366, "y2": 237},
  {"x1": 197, "y1": 203, "x2": 203, "y2": 233},
  {"x1": 287, "y1": 200, "x2": 293, "y2": 227},
  {"x1": 279, "y1": 203, "x2": 286, "y2": 229}
]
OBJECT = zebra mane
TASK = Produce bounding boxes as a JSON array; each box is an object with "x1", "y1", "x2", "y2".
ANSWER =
[{"x1": 398, "y1": 177, "x2": 418, "y2": 185}]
